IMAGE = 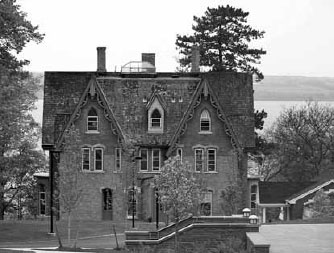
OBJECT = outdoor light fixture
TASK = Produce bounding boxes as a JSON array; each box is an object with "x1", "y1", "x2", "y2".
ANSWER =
[
  {"x1": 242, "y1": 208, "x2": 251, "y2": 217},
  {"x1": 249, "y1": 215, "x2": 258, "y2": 224}
]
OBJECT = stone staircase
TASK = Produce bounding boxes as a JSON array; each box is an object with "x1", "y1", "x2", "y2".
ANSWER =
[{"x1": 125, "y1": 216, "x2": 270, "y2": 252}]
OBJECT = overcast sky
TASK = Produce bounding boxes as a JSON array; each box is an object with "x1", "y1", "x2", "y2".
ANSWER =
[{"x1": 17, "y1": 0, "x2": 334, "y2": 77}]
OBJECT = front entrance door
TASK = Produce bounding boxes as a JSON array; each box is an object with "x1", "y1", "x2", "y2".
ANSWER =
[{"x1": 102, "y1": 188, "x2": 113, "y2": 220}]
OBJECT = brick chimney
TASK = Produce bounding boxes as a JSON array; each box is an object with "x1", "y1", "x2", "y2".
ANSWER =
[
  {"x1": 191, "y1": 45, "x2": 200, "y2": 72},
  {"x1": 97, "y1": 47, "x2": 106, "y2": 72},
  {"x1": 142, "y1": 53, "x2": 155, "y2": 67}
]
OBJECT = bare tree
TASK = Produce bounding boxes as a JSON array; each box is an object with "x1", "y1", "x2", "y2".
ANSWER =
[
  {"x1": 154, "y1": 156, "x2": 203, "y2": 253},
  {"x1": 266, "y1": 101, "x2": 334, "y2": 181},
  {"x1": 55, "y1": 126, "x2": 83, "y2": 246}
]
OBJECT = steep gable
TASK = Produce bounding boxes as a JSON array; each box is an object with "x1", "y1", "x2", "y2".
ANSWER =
[
  {"x1": 55, "y1": 77, "x2": 124, "y2": 149},
  {"x1": 167, "y1": 78, "x2": 242, "y2": 156}
]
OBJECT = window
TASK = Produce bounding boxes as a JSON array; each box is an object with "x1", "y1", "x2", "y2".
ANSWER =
[
  {"x1": 115, "y1": 148, "x2": 121, "y2": 171},
  {"x1": 82, "y1": 148, "x2": 90, "y2": 171},
  {"x1": 152, "y1": 149, "x2": 160, "y2": 171},
  {"x1": 87, "y1": 108, "x2": 98, "y2": 132},
  {"x1": 39, "y1": 184, "x2": 46, "y2": 215},
  {"x1": 177, "y1": 148, "x2": 183, "y2": 162},
  {"x1": 82, "y1": 146, "x2": 104, "y2": 172},
  {"x1": 250, "y1": 185, "x2": 257, "y2": 209},
  {"x1": 207, "y1": 149, "x2": 216, "y2": 172},
  {"x1": 94, "y1": 148, "x2": 103, "y2": 171},
  {"x1": 195, "y1": 149, "x2": 204, "y2": 172},
  {"x1": 140, "y1": 149, "x2": 148, "y2": 171},
  {"x1": 200, "y1": 190, "x2": 213, "y2": 216},
  {"x1": 200, "y1": 110, "x2": 211, "y2": 132},
  {"x1": 148, "y1": 98, "x2": 164, "y2": 133},
  {"x1": 151, "y1": 109, "x2": 162, "y2": 128}
]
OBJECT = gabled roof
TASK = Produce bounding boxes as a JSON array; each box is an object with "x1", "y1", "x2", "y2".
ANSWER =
[
  {"x1": 286, "y1": 179, "x2": 334, "y2": 204},
  {"x1": 166, "y1": 78, "x2": 242, "y2": 156},
  {"x1": 55, "y1": 76, "x2": 125, "y2": 149},
  {"x1": 42, "y1": 71, "x2": 255, "y2": 149},
  {"x1": 259, "y1": 181, "x2": 314, "y2": 204},
  {"x1": 146, "y1": 90, "x2": 167, "y2": 111}
]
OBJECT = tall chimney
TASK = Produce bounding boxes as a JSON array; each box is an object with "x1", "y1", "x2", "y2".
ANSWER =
[
  {"x1": 191, "y1": 45, "x2": 200, "y2": 72},
  {"x1": 97, "y1": 47, "x2": 106, "y2": 72},
  {"x1": 142, "y1": 53, "x2": 155, "y2": 67}
]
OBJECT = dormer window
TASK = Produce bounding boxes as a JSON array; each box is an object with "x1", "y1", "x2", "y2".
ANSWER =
[
  {"x1": 151, "y1": 109, "x2": 161, "y2": 128},
  {"x1": 200, "y1": 110, "x2": 211, "y2": 132},
  {"x1": 148, "y1": 98, "x2": 164, "y2": 133},
  {"x1": 87, "y1": 108, "x2": 99, "y2": 132}
]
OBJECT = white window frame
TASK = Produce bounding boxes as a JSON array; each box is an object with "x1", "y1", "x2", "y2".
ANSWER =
[
  {"x1": 94, "y1": 148, "x2": 103, "y2": 171},
  {"x1": 200, "y1": 110, "x2": 211, "y2": 133},
  {"x1": 82, "y1": 148, "x2": 90, "y2": 171},
  {"x1": 200, "y1": 190, "x2": 213, "y2": 216},
  {"x1": 140, "y1": 149, "x2": 148, "y2": 171},
  {"x1": 250, "y1": 184, "x2": 258, "y2": 209},
  {"x1": 148, "y1": 98, "x2": 164, "y2": 133},
  {"x1": 152, "y1": 149, "x2": 161, "y2": 171},
  {"x1": 39, "y1": 185, "x2": 46, "y2": 215},
  {"x1": 207, "y1": 149, "x2": 216, "y2": 172},
  {"x1": 150, "y1": 109, "x2": 162, "y2": 128},
  {"x1": 115, "y1": 148, "x2": 122, "y2": 171},
  {"x1": 195, "y1": 148, "x2": 204, "y2": 172}
]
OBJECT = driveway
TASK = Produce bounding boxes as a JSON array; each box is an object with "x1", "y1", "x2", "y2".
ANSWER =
[{"x1": 260, "y1": 224, "x2": 334, "y2": 253}]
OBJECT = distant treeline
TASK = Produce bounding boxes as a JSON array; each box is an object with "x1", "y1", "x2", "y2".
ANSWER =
[
  {"x1": 254, "y1": 76, "x2": 334, "y2": 101},
  {"x1": 33, "y1": 73, "x2": 334, "y2": 101}
]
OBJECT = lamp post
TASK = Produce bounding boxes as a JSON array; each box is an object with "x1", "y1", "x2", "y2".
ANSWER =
[
  {"x1": 132, "y1": 154, "x2": 142, "y2": 228},
  {"x1": 155, "y1": 188, "x2": 159, "y2": 230}
]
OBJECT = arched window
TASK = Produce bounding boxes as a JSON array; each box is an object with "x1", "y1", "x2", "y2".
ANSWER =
[
  {"x1": 151, "y1": 109, "x2": 162, "y2": 128},
  {"x1": 87, "y1": 108, "x2": 98, "y2": 132},
  {"x1": 148, "y1": 98, "x2": 164, "y2": 133},
  {"x1": 200, "y1": 110, "x2": 211, "y2": 132}
]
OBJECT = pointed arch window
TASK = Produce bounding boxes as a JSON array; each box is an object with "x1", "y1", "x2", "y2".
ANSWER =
[
  {"x1": 148, "y1": 98, "x2": 164, "y2": 133},
  {"x1": 200, "y1": 110, "x2": 211, "y2": 132},
  {"x1": 87, "y1": 108, "x2": 99, "y2": 132},
  {"x1": 151, "y1": 109, "x2": 162, "y2": 128}
]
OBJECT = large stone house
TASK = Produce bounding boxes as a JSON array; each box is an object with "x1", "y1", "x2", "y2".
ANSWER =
[{"x1": 42, "y1": 47, "x2": 255, "y2": 221}]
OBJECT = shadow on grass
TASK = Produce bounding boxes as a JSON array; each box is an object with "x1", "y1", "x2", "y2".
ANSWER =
[{"x1": 33, "y1": 247, "x2": 128, "y2": 253}]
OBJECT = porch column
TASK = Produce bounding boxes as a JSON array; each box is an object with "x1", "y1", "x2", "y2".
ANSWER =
[
  {"x1": 49, "y1": 150, "x2": 55, "y2": 234},
  {"x1": 262, "y1": 207, "x2": 266, "y2": 224}
]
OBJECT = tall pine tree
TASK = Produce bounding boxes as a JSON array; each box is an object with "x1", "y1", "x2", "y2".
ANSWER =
[{"x1": 176, "y1": 5, "x2": 266, "y2": 80}]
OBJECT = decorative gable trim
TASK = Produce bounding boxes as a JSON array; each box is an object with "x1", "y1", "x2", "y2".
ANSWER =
[
  {"x1": 166, "y1": 79, "x2": 242, "y2": 157},
  {"x1": 55, "y1": 76, "x2": 125, "y2": 149},
  {"x1": 146, "y1": 90, "x2": 167, "y2": 111},
  {"x1": 286, "y1": 179, "x2": 334, "y2": 204}
]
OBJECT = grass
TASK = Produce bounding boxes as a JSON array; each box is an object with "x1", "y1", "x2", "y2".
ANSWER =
[{"x1": 0, "y1": 219, "x2": 158, "y2": 252}]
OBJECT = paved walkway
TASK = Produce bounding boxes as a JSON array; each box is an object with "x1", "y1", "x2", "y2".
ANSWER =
[{"x1": 260, "y1": 223, "x2": 334, "y2": 253}]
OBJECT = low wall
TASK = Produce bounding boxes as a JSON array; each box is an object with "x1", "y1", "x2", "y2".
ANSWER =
[{"x1": 125, "y1": 216, "x2": 261, "y2": 252}]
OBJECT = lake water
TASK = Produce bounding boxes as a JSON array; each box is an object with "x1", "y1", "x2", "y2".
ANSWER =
[
  {"x1": 32, "y1": 100, "x2": 334, "y2": 132},
  {"x1": 255, "y1": 101, "x2": 334, "y2": 131}
]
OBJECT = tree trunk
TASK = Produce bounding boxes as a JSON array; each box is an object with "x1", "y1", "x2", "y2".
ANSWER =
[
  {"x1": 174, "y1": 219, "x2": 179, "y2": 253},
  {"x1": 68, "y1": 212, "x2": 71, "y2": 245},
  {"x1": 0, "y1": 188, "x2": 5, "y2": 220}
]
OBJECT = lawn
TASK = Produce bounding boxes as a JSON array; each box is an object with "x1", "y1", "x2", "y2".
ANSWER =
[{"x1": 0, "y1": 219, "x2": 157, "y2": 252}]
